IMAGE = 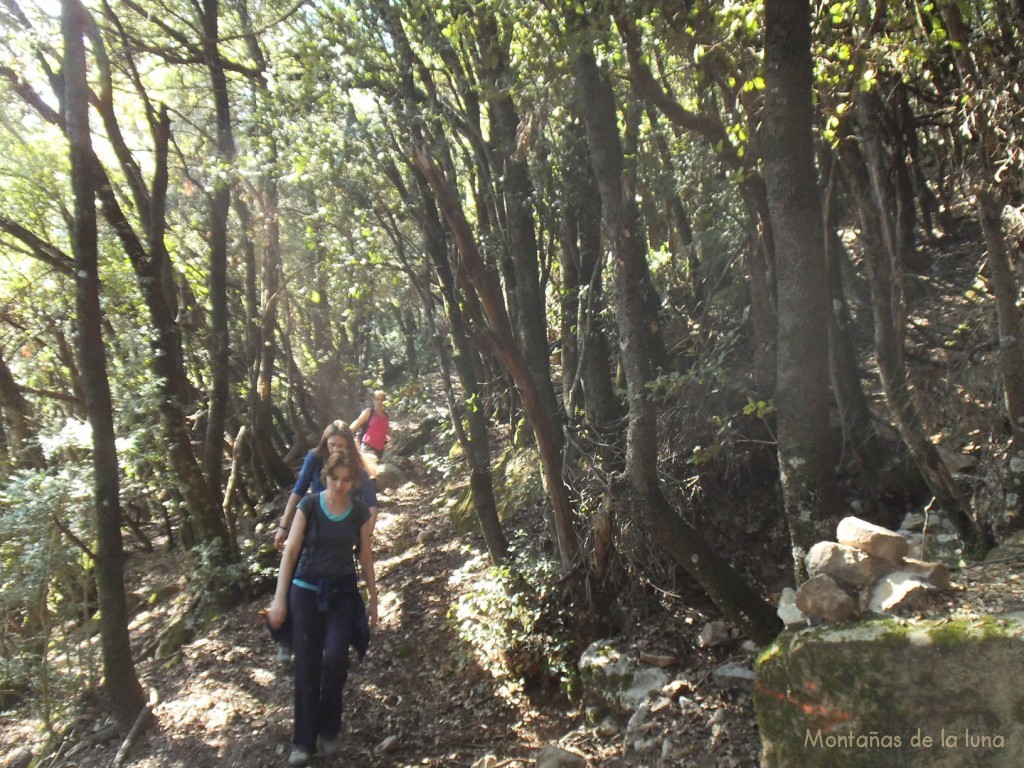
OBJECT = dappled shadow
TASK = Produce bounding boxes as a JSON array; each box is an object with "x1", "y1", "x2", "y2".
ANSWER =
[{"x1": 78, "y1": 468, "x2": 578, "y2": 768}]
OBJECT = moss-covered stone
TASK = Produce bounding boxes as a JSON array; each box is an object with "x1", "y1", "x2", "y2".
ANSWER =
[{"x1": 754, "y1": 615, "x2": 1024, "y2": 767}]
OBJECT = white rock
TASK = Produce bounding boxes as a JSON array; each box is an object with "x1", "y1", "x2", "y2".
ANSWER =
[
  {"x1": 805, "y1": 541, "x2": 895, "y2": 586},
  {"x1": 837, "y1": 516, "x2": 909, "y2": 564},
  {"x1": 869, "y1": 572, "x2": 937, "y2": 614},
  {"x1": 698, "y1": 620, "x2": 730, "y2": 647},
  {"x1": 901, "y1": 512, "x2": 926, "y2": 532},
  {"x1": 777, "y1": 587, "x2": 809, "y2": 626},
  {"x1": 712, "y1": 662, "x2": 755, "y2": 687}
]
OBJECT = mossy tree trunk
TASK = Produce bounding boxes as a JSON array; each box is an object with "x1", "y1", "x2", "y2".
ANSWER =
[{"x1": 574, "y1": 36, "x2": 781, "y2": 644}]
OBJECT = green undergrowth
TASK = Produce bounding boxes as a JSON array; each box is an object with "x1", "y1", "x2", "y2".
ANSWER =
[{"x1": 448, "y1": 544, "x2": 580, "y2": 702}]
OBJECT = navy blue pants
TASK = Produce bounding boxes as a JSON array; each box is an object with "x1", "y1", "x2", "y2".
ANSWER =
[{"x1": 289, "y1": 577, "x2": 359, "y2": 752}]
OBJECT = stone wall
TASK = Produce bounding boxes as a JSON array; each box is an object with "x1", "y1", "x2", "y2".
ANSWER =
[
  {"x1": 756, "y1": 515, "x2": 1024, "y2": 767},
  {"x1": 754, "y1": 614, "x2": 1024, "y2": 767}
]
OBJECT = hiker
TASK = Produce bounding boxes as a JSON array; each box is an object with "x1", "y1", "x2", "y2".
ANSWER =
[
  {"x1": 273, "y1": 421, "x2": 378, "y2": 663},
  {"x1": 351, "y1": 390, "x2": 390, "y2": 460},
  {"x1": 267, "y1": 450, "x2": 379, "y2": 767},
  {"x1": 275, "y1": 421, "x2": 379, "y2": 551}
]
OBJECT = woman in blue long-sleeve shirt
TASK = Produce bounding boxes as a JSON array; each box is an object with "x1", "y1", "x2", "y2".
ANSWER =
[{"x1": 275, "y1": 420, "x2": 378, "y2": 551}]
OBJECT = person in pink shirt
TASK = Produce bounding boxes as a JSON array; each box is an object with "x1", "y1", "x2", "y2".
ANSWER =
[{"x1": 351, "y1": 390, "x2": 389, "y2": 459}]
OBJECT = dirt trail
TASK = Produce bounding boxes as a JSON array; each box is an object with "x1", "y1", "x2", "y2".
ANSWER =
[{"x1": 29, "y1": 466, "x2": 581, "y2": 768}]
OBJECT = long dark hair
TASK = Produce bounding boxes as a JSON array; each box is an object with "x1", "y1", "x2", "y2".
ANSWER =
[
  {"x1": 314, "y1": 419, "x2": 377, "y2": 477},
  {"x1": 313, "y1": 420, "x2": 351, "y2": 462},
  {"x1": 319, "y1": 448, "x2": 363, "y2": 488}
]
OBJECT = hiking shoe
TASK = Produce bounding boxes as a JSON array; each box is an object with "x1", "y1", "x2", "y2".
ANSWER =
[
  {"x1": 318, "y1": 735, "x2": 342, "y2": 756},
  {"x1": 276, "y1": 642, "x2": 292, "y2": 665},
  {"x1": 288, "y1": 747, "x2": 309, "y2": 766}
]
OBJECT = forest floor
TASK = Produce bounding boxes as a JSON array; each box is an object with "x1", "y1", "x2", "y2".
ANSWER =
[{"x1": 0, "y1": 439, "x2": 766, "y2": 768}]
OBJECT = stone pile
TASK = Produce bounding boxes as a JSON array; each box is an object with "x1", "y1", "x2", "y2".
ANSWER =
[{"x1": 778, "y1": 516, "x2": 951, "y2": 625}]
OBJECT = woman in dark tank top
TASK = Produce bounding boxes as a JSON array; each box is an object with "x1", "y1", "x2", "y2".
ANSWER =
[{"x1": 267, "y1": 450, "x2": 378, "y2": 766}]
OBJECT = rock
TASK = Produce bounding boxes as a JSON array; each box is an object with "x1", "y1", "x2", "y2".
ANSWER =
[
  {"x1": 923, "y1": 532, "x2": 963, "y2": 565},
  {"x1": 805, "y1": 541, "x2": 896, "y2": 587},
  {"x1": 795, "y1": 574, "x2": 858, "y2": 622},
  {"x1": 0, "y1": 749, "x2": 31, "y2": 768},
  {"x1": 535, "y1": 744, "x2": 587, "y2": 768},
  {"x1": 755, "y1": 615, "x2": 1024, "y2": 767},
  {"x1": 836, "y1": 516, "x2": 909, "y2": 564},
  {"x1": 899, "y1": 557, "x2": 951, "y2": 589},
  {"x1": 900, "y1": 511, "x2": 926, "y2": 532},
  {"x1": 661, "y1": 678, "x2": 691, "y2": 698},
  {"x1": 471, "y1": 756, "x2": 499, "y2": 768},
  {"x1": 777, "y1": 587, "x2": 809, "y2": 626},
  {"x1": 638, "y1": 650, "x2": 677, "y2": 667},
  {"x1": 624, "y1": 702, "x2": 652, "y2": 749},
  {"x1": 578, "y1": 640, "x2": 670, "y2": 717},
  {"x1": 698, "y1": 620, "x2": 730, "y2": 647},
  {"x1": 868, "y1": 572, "x2": 937, "y2": 614},
  {"x1": 156, "y1": 615, "x2": 196, "y2": 660},
  {"x1": 901, "y1": 531, "x2": 925, "y2": 560},
  {"x1": 712, "y1": 662, "x2": 755, "y2": 687},
  {"x1": 986, "y1": 530, "x2": 1024, "y2": 560},
  {"x1": 650, "y1": 696, "x2": 673, "y2": 714},
  {"x1": 374, "y1": 735, "x2": 399, "y2": 754},
  {"x1": 374, "y1": 462, "x2": 407, "y2": 491},
  {"x1": 596, "y1": 718, "x2": 620, "y2": 737}
]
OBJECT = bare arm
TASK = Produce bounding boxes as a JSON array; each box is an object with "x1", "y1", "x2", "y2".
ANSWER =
[
  {"x1": 274, "y1": 492, "x2": 303, "y2": 550},
  {"x1": 268, "y1": 509, "x2": 308, "y2": 629},
  {"x1": 350, "y1": 407, "x2": 371, "y2": 433},
  {"x1": 358, "y1": 517, "x2": 378, "y2": 628}
]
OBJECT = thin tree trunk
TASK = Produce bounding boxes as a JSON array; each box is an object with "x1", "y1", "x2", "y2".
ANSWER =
[
  {"x1": 822, "y1": 153, "x2": 882, "y2": 477},
  {"x1": 0, "y1": 351, "x2": 46, "y2": 468},
  {"x1": 841, "y1": 139, "x2": 992, "y2": 558},
  {"x1": 413, "y1": 150, "x2": 579, "y2": 574},
  {"x1": 415, "y1": 171, "x2": 509, "y2": 562},
  {"x1": 200, "y1": 0, "x2": 233, "y2": 507},
  {"x1": 63, "y1": 0, "x2": 145, "y2": 727},
  {"x1": 574, "y1": 39, "x2": 780, "y2": 643},
  {"x1": 480, "y1": 17, "x2": 563, "y2": 436},
  {"x1": 558, "y1": 121, "x2": 620, "y2": 429},
  {"x1": 978, "y1": 187, "x2": 1024, "y2": 532}
]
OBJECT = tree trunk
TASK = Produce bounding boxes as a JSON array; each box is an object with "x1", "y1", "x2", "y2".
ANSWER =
[
  {"x1": 978, "y1": 186, "x2": 1024, "y2": 532},
  {"x1": 574, "y1": 39, "x2": 780, "y2": 643},
  {"x1": 416, "y1": 170, "x2": 509, "y2": 563},
  {"x1": 252, "y1": 177, "x2": 294, "y2": 487},
  {"x1": 480, "y1": 17, "x2": 563, "y2": 437},
  {"x1": 841, "y1": 139, "x2": 992, "y2": 558},
  {"x1": 763, "y1": 0, "x2": 842, "y2": 571},
  {"x1": 822, "y1": 153, "x2": 882, "y2": 478},
  {"x1": 0, "y1": 351, "x2": 46, "y2": 469},
  {"x1": 62, "y1": 0, "x2": 145, "y2": 727},
  {"x1": 413, "y1": 150, "x2": 580, "y2": 574},
  {"x1": 557, "y1": 121, "x2": 621, "y2": 429},
  {"x1": 200, "y1": 0, "x2": 234, "y2": 508},
  {"x1": 55, "y1": 12, "x2": 232, "y2": 552}
]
